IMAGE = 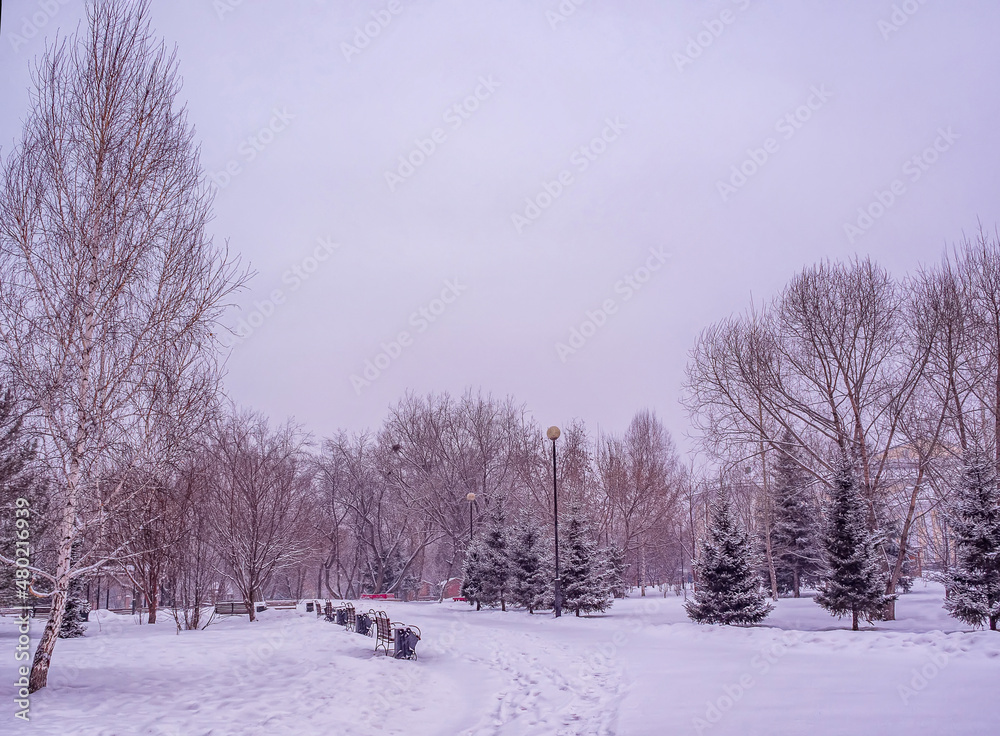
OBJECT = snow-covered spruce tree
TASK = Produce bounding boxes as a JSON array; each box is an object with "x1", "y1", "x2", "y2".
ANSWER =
[
  {"x1": 478, "y1": 507, "x2": 511, "y2": 610},
  {"x1": 59, "y1": 595, "x2": 90, "y2": 639},
  {"x1": 944, "y1": 443, "x2": 1000, "y2": 630},
  {"x1": 771, "y1": 439, "x2": 822, "y2": 597},
  {"x1": 815, "y1": 458, "x2": 890, "y2": 631},
  {"x1": 560, "y1": 506, "x2": 613, "y2": 616},
  {"x1": 461, "y1": 539, "x2": 488, "y2": 611},
  {"x1": 599, "y1": 544, "x2": 627, "y2": 599},
  {"x1": 509, "y1": 516, "x2": 552, "y2": 613},
  {"x1": 685, "y1": 492, "x2": 772, "y2": 625}
]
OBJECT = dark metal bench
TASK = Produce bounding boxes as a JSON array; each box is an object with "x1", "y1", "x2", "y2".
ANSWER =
[
  {"x1": 328, "y1": 602, "x2": 356, "y2": 629},
  {"x1": 215, "y1": 601, "x2": 267, "y2": 616},
  {"x1": 214, "y1": 601, "x2": 249, "y2": 616},
  {"x1": 370, "y1": 609, "x2": 421, "y2": 659}
]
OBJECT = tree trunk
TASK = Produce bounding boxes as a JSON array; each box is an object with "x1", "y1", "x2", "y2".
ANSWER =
[
  {"x1": 29, "y1": 435, "x2": 86, "y2": 691},
  {"x1": 245, "y1": 587, "x2": 257, "y2": 622},
  {"x1": 29, "y1": 510, "x2": 74, "y2": 691},
  {"x1": 759, "y1": 407, "x2": 779, "y2": 601},
  {"x1": 852, "y1": 609, "x2": 859, "y2": 631},
  {"x1": 147, "y1": 566, "x2": 160, "y2": 625},
  {"x1": 639, "y1": 544, "x2": 647, "y2": 597},
  {"x1": 763, "y1": 529, "x2": 779, "y2": 601},
  {"x1": 792, "y1": 569, "x2": 800, "y2": 598},
  {"x1": 29, "y1": 586, "x2": 68, "y2": 693}
]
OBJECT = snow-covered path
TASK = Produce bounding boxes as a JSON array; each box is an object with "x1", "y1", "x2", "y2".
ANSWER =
[{"x1": 3, "y1": 582, "x2": 998, "y2": 735}]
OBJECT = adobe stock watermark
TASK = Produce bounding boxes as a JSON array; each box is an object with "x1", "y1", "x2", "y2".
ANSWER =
[
  {"x1": 692, "y1": 630, "x2": 803, "y2": 735},
  {"x1": 222, "y1": 237, "x2": 340, "y2": 348},
  {"x1": 511, "y1": 117, "x2": 627, "y2": 235},
  {"x1": 716, "y1": 85, "x2": 833, "y2": 203},
  {"x1": 212, "y1": 0, "x2": 247, "y2": 21},
  {"x1": 673, "y1": 0, "x2": 753, "y2": 72},
  {"x1": 350, "y1": 279, "x2": 467, "y2": 395},
  {"x1": 555, "y1": 246, "x2": 669, "y2": 362},
  {"x1": 878, "y1": 0, "x2": 931, "y2": 41},
  {"x1": 546, "y1": 0, "x2": 589, "y2": 30},
  {"x1": 898, "y1": 649, "x2": 950, "y2": 704},
  {"x1": 207, "y1": 108, "x2": 295, "y2": 194},
  {"x1": 385, "y1": 76, "x2": 501, "y2": 192},
  {"x1": 843, "y1": 126, "x2": 959, "y2": 244},
  {"x1": 341, "y1": 0, "x2": 405, "y2": 63},
  {"x1": 6, "y1": 0, "x2": 74, "y2": 53},
  {"x1": 12, "y1": 497, "x2": 32, "y2": 722}
]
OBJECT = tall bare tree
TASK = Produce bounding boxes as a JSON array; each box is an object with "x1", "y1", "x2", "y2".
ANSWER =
[
  {"x1": 596, "y1": 410, "x2": 682, "y2": 594},
  {"x1": 207, "y1": 411, "x2": 313, "y2": 621},
  {"x1": 0, "y1": 0, "x2": 245, "y2": 689}
]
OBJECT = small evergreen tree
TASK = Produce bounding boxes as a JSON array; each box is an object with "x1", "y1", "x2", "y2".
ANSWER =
[
  {"x1": 509, "y1": 517, "x2": 552, "y2": 613},
  {"x1": 461, "y1": 539, "x2": 488, "y2": 611},
  {"x1": 815, "y1": 458, "x2": 890, "y2": 630},
  {"x1": 560, "y1": 506, "x2": 613, "y2": 616},
  {"x1": 685, "y1": 492, "x2": 772, "y2": 625},
  {"x1": 479, "y1": 507, "x2": 511, "y2": 610},
  {"x1": 771, "y1": 438, "x2": 822, "y2": 597},
  {"x1": 944, "y1": 444, "x2": 1000, "y2": 630},
  {"x1": 59, "y1": 595, "x2": 91, "y2": 639}
]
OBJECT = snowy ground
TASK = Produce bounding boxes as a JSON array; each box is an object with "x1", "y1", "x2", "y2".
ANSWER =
[{"x1": 3, "y1": 581, "x2": 998, "y2": 736}]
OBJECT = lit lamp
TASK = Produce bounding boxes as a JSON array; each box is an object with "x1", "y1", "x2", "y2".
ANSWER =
[{"x1": 547, "y1": 425, "x2": 562, "y2": 618}]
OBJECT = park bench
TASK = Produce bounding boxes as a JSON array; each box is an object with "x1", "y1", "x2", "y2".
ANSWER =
[
  {"x1": 328, "y1": 602, "x2": 355, "y2": 629},
  {"x1": 356, "y1": 610, "x2": 373, "y2": 635},
  {"x1": 360, "y1": 592, "x2": 396, "y2": 601},
  {"x1": 265, "y1": 599, "x2": 298, "y2": 611},
  {"x1": 369, "y1": 609, "x2": 421, "y2": 659},
  {"x1": 215, "y1": 601, "x2": 268, "y2": 616},
  {"x1": 215, "y1": 601, "x2": 249, "y2": 615}
]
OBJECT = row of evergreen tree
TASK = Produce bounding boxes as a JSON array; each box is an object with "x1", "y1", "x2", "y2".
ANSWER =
[
  {"x1": 687, "y1": 444, "x2": 1000, "y2": 631},
  {"x1": 461, "y1": 507, "x2": 624, "y2": 617}
]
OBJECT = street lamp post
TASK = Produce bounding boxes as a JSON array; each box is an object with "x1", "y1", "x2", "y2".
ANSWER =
[
  {"x1": 547, "y1": 425, "x2": 562, "y2": 618},
  {"x1": 466, "y1": 492, "x2": 476, "y2": 543}
]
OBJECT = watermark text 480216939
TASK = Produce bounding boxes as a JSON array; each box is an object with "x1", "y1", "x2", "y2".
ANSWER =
[{"x1": 13, "y1": 497, "x2": 32, "y2": 721}]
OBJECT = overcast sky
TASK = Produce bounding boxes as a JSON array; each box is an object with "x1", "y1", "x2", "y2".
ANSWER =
[{"x1": 3, "y1": 0, "x2": 1000, "y2": 450}]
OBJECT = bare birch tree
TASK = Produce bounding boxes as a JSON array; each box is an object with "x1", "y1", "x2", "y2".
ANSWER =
[{"x1": 0, "y1": 0, "x2": 246, "y2": 689}]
